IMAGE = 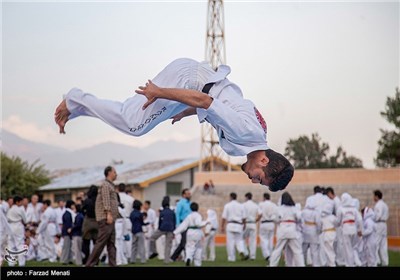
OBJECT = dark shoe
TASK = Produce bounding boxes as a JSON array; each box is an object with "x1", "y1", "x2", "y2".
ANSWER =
[
  {"x1": 100, "y1": 255, "x2": 107, "y2": 263},
  {"x1": 149, "y1": 253, "x2": 158, "y2": 259},
  {"x1": 239, "y1": 252, "x2": 249, "y2": 261},
  {"x1": 186, "y1": 258, "x2": 191, "y2": 267},
  {"x1": 265, "y1": 256, "x2": 270, "y2": 262}
]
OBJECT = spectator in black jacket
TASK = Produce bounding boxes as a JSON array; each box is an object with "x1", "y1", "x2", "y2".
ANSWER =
[
  {"x1": 148, "y1": 196, "x2": 176, "y2": 264},
  {"x1": 129, "y1": 200, "x2": 147, "y2": 264},
  {"x1": 72, "y1": 204, "x2": 84, "y2": 266},
  {"x1": 60, "y1": 200, "x2": 75, "y2": 265},
  {"x1": 81, "y1": 185, "x2": 98, "y2": 264}
]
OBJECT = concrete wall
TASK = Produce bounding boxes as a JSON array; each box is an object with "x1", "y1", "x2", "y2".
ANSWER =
[
  {"x1": 143, "y1": 168, "x2": 195, "y2": 209},
  {"x1": 194, "y1": 168, "x2": 400, "y2": 236}
]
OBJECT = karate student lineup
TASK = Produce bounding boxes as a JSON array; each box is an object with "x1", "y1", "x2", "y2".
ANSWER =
[{"x1": 1, "y1": 180, "x2": 389, "y2": 267}]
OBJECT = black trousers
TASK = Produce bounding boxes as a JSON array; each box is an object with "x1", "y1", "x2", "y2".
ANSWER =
[{"x1": 170, "y1": 229, "x2": 187, "y2": 261}]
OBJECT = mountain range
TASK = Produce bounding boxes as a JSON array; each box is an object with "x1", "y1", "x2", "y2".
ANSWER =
[{"x1": 1, "y1": 129, "x2": 200, "y2": 170}]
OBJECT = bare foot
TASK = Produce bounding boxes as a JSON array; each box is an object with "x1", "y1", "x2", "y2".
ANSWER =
[{"x1": 54, "y1": 100, "x2": 70, "y2": 134}]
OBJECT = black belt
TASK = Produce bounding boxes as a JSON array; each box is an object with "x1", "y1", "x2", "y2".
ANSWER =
[
  {"x1": 188, "y1": 226, "x2": 201, "y2": 230},
  {"x1": 210, "y1": 228, "x2": 217, "y2": 231},
  {"x1": 261, "y1": 220, "x2": 274, "y2": 223},
  {"x1": 202, "y1": 83, "x2": 215, "y2": 94},
  {"x1": 228, "y1": 221, "x2": 243, "y2": 224},
  {"x1": 246, "y1": 221, "x2": 256, "y2": 224}
]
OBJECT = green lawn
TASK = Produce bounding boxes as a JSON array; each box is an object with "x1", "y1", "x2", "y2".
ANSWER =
[{"x1": 16, "y1": 247, "x2": 400, "y2": 267}]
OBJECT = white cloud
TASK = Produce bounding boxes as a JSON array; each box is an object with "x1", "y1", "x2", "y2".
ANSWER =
[
  {"x1": 2, "y1": 115, "x2": 98, "y2": 150},
  {"x1": 2, "y1": 115, "x2": 200, "y2": 150}
]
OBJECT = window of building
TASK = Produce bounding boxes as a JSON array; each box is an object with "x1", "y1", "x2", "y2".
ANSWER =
[
  {"x1": 166, "y1": 182, "x2": 182, "y2": 196},
  {"x1": 54, "y1": 193, "x2": 71, "y2": 203}
]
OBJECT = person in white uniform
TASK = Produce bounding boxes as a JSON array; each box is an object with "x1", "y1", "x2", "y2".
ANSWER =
[
  {"x1": 320, "y1": 201, "x2": 338, "y2": 267},
  {"x1": 258, "y1": 192, "x2": 278, "y2": 263},
  {"x1": 336, "y1": 193, "x2": 362, "y2": 267},
  {"x1": 361, "y1": 206, "x2": 377, "y2": 267},
  {"x1": 55, "y1": 58, "x2": 294, "y2": 192},
  {"x1": 6, "y1": 196, "x2": 27, "y2": 266},
  {"x1": 37, "y1": 200, "x2": 58, "y2": 263},
  {"x1": 372, "y1": 190, "x2": 389, "y2": 266},
  {"x1": 325, "y1": 187, "x2": 344, "y2": 266},
  {"x1": 269, "y1": 192, "x2": 304, "y2": 267},
  {"x1": 173, "y1": 202, "x2": 208, "y2": 267},
  {"x1": 0, "y1": 203, "x2": 15, "y2": 265},
  {"x1": 301, "y1": 196, "x2": 321, "y2": 267},
  {"x1": 117, "y1": 183, "x2": 134, "y2": 260},
  {"x1": 242, "y1": 192, "x2": 260, "y2": 260},
  {"x1": 221, "y1": 192, "x2": 247, "y2": 262},
  {"x1": 27, "y1": 194, "x2": 42, "y2": 226},
  {"x1": 143, "y1": 201, "x2": 157, "y2": 259},
  {"x1": 202, "y1": 209, "x2": 219, "y2": 261}
]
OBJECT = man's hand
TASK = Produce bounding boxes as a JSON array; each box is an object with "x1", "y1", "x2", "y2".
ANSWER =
[
  {"x1": 171, "y1": 112, "x2": 185, "y2": 125},
  {"x1": 106, "y1": 212, "x2": 113, "y2": 225},
  {"x1": 171, "y1": 107, "x2": 197, "y2": 124},
  {"x1": 135, "y1": 80, "x2": 161, "y2": 110}
]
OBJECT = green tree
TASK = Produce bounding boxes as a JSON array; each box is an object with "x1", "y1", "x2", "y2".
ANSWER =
[
  {"x1": 284, "y1": 133, "x2": 363, "y2": 169},
  {"x1": 1, "y1": 152, "x2": 50, "y2": 198},
  {"x1": 376, "y1": 87, "x2": 400, "y2": 167}
]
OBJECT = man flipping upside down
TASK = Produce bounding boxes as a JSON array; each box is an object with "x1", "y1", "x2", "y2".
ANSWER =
[{"x1": 54, "y1": 58, "x2": 294, "y2": 191}]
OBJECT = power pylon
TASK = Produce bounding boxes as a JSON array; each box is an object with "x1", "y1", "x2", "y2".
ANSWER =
[{"x1": 199, "y1": 0, "x2": 231, "y2": 172}]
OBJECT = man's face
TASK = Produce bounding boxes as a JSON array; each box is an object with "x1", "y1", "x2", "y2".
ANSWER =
[
  {"x1": 31, "y1": 195, "x2": 38, "y2": 204},
  {"x1": 22, "y1": 198, "x2": 29, "y2": 207},
  {"x1": 241, "y1": 158, "x2": 269, "y2": 187},
  {"x1": 109, "y1": 168, "x2": 118, "y2": 181},
  {"x1": 184, "y1": 191, "x2": 191, "y2": 200},
  {"x1": 373, "y1": 195, "x2": 378, "y2": 203},
  {"x1": 327, "y1": 192, "x2": 334, "y2": 200}
]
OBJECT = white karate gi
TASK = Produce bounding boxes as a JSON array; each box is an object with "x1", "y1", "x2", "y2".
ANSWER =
[
  {"x1": 202, "y1": 209, "x2": 219, "y2": 261},
  {"x1": 222, "y1": 200, "x2": 246, "y2": 262},
  {"x1": 269, "y1": 205, "x2": 304, "y2": 267},
  {"x1": 374, "y1": 199, "x2": 389, "y2": 266},
  {"x1": 6, "y1": 205, "x2": 27, "y2": 266},
  {"x1": 361, "y1": 207, "x2": 377, "y2": 267},
  {"x1": 242, "y1": 199, "x2": 260, "y2": 260},
  {"x1": 258, "y1": 199, "x2": 278, "y2": 261},
  {"x1": 301, "y1": 197, "x2": 322, "y2": 266},
  {"x1": 174, "y1": 212, "x2": 207, "y2": 267}
]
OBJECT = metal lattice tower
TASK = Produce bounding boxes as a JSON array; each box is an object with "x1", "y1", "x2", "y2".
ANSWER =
[{"x1": 199, "y1": 0, "x2": 231, "y2": 172}]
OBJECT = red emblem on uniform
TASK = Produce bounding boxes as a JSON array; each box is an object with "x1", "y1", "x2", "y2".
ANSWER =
[{"x1": 254, "y1": 107, "x2": 267, "y2": 133}]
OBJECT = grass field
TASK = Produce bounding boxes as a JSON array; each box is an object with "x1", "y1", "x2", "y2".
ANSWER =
[{"x1": 15, "y1": 247, "x2": 400, "y2": 267}]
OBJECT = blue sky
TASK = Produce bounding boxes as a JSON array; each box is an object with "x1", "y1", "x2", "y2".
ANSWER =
[{"x1": 2, "y1": 1, "x2": 399, "y2": 168}]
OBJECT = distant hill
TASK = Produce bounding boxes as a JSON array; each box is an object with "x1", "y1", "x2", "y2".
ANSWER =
[{"x1": 1, "y1": 129, "x2": 200, "y2": 170}]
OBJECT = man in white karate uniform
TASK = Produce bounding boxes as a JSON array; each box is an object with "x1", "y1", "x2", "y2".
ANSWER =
[
  {"x1": 55, "y1": 58, "x2": 293, "y2": 192},
  {"x1": 221, "y1": 192, "x2": 247, "y2": 262},
  {"x1": 242, "y1": 192, "x2": 260, "y2": 260},
  {"x1": 373, "y1": 190, "x2": 389, "y2": 266},
  {"x1": 6, "y1": 196, "x2": 27, "y2": 266},
  {"x1": 37, "y1": 200, "x2": 58, "y2": 263},
  {"x1": 258, "y1": 192, "x2": 278, "y2": 262}
]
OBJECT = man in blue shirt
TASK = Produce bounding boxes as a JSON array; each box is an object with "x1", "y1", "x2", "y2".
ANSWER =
[{"x1": 170, "y1": 188, "x2": 191, "y2": 261}]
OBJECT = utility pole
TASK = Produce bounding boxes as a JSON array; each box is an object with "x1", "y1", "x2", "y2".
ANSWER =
[{"x1": 200, "y1": 0, "x2": 231, "y2": 172}]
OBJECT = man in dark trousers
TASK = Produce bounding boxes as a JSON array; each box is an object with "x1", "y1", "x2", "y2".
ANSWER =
[{"x1": 85, "y1": 166, "x2": 119, "y2": 267}]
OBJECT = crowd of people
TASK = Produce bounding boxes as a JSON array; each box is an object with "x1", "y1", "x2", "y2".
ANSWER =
[
  {"x1": 0, "y1": 166, "x2": 390, "y2": 267},
  {"x1": 220, "y1": 186, "x2": 389, "y2": 267}
]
